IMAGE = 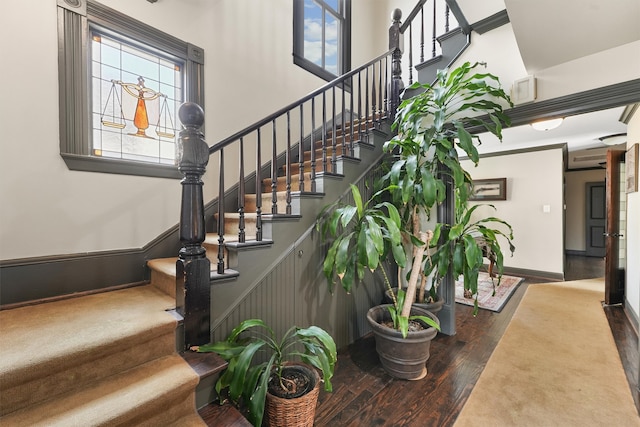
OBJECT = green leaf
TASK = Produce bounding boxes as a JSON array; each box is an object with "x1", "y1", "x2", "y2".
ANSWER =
[
  {"x1": 409, "y1": 314, "x2": 441, "y2": 331},
  {"x1": 350, "y1": 184, "x2": 364, "y2": 218},
  {"x1": 228, "y1": 341, "x2": 266, "y2": 401}
]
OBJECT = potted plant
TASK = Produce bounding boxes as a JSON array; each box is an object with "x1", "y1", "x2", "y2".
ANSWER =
[
  {"x1": 317, "y1": 62, "x2": 514, "y2": 379},
  {"x1": 383, "y1": 61, "x2": 514, "y2": 313},
  {"x1": 427, "y1": 199, "x2": 515, "y2": 314},
  {"x1": 317, "y1": 183, "x2": 441, "y2": 380},
  {"x1": 191, "y1": 319, "x2": 337, "y2": 427}
]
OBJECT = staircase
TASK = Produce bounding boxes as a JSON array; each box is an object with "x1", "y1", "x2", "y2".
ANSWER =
[
  {"x1": 0, "y1": 285, "x2": 205, "y2": 426},
  {"x1": 0, "y1": 2, "x2": 472, "y2": 425}
]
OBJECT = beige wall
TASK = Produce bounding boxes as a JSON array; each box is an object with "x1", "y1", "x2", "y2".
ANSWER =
[
  {"x1": 565, "y1": 169, "x2": 606, "y2": 252},
  {"x1": 462, "y1": 147, "x2": 565, "y2": 276},
  {"x1": 625, "y1": 110, "x2": 640, "y2": 319},
  {"x1": 0, "y1": 0, "x2": 390, "y2": 260}
]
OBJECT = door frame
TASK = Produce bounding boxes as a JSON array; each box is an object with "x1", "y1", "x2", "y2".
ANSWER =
[{"x1": 605, "y1": 149, "x2": 625, "y2": 305}]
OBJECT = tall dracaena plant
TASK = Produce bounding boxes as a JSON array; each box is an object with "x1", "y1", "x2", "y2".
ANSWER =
[
  {"x1": 317, "y1": 184, "x2": 406, "y2": 294},
  {"x1": 383, "y1": 61, "x2": 513, "y2": 320}
]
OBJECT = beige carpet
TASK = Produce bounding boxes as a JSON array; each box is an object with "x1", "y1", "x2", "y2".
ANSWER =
[
  {"x1": 0, "y1": 285, "x2": 205, "y2": 426},
  {"x1": 455, "y1": 279, "x2": 640, "y2": 427}
]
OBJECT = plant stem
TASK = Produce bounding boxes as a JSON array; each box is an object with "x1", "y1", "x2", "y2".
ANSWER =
[
  {"x1": 379, "y1": 263, "x2": 397, "y2": 308},
  {"x1": 401, "y1": 231, "x2": 431, "y2": 318}
]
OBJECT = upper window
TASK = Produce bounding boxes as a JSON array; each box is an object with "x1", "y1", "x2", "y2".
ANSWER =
[
  {"x1": 293, "y1": 0, "x2": 351, "y2": 81},
  {"x1": 57, "y1": 0, "x2": 204, "y2": 179}
]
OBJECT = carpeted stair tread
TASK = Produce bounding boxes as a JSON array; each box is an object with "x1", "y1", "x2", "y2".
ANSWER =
[
  {"x1": 0, "y1": 285, "x2": 178, "y2": 415},
  {"x1": 0, "y1": 285, "x2": 175, "y2": 387},
  {"x1": 1, "y1": 354, "x2": 203, "y2": 426}
]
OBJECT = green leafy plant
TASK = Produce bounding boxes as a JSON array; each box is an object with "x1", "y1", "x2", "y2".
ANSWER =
[
  {"x1": 192, "y1": 319, "x2": 337, "y2": 427},
  {"x1": 317, "y1": 183, "x2": 406, "y2": 294},
  {"x1": 317, "y1": 61, "x2": 514, "y2": 338},
  {"x1": 383, "y1": 61, "x2": 514, "y2": 312},
  {"x1": 427, "y1": 202, "x2": 515, "y2": 314},
  {"x1": 317, "y1": 184, "x2": 439, "y2": 338}
]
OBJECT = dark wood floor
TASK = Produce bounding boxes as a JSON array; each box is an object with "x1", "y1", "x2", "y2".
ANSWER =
[{"x1": 313, "y1": 255, "x2": 640, "y2": 426}]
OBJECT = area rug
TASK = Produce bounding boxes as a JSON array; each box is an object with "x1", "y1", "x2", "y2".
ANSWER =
[
  {"x1": 454, "y1": 279, "x2": 640, "y2": 427},
  {"x1": 455, "y1": 272, "x2": 524, "y2": 312}
]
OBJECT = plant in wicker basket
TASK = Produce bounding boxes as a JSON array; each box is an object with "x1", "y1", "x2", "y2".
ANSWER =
[{"x1": 191, "y1": 319, "x2": 337, "y2": 427}]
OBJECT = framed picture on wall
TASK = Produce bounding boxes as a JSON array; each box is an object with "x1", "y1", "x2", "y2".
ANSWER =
[
  {"x1": 469, "y1": 178, "x2": 507, "y2": 201},
  {"x1": 627, "y1": 143, "x2": 638, "y2": 193}
]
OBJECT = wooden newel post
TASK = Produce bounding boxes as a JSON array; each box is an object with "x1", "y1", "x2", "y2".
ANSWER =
[
  {"x1": 176, "y1": 102, "x2": 211, "y2": 350},
  {"x1": 389, "y1": 8, "x2": 404, "y2": 118}
]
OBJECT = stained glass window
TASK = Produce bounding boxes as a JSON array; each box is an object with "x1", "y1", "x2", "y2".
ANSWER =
[
  {"x1": 57, "y1": 0, "x2": 204, "y2": 179},
  {"x1": 91, "y1": 31, "x2": 182, "y2": 165}
]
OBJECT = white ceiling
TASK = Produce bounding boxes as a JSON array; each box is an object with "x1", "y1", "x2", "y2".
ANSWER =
[
  {"x1": 503, "y1": 0, "x2": 640, "y2": 73},
  {"x1": 473, "y1": 106, "x2": 628, "y2": 168},
  {"x1": 455, "y1": 0, "x2": 639, "y2": 167}
]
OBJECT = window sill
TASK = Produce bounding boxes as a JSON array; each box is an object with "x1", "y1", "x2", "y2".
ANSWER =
[{"x1": 61, "y1": 153, "x2": 182, "y2": 179}]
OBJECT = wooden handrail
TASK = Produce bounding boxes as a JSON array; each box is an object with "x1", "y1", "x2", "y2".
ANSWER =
[{"x1": 208, "y1": 50, "x2": 393, "y2": 155}]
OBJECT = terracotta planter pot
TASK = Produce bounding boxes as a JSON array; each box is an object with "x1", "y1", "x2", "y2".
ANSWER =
[
  {"x1": 366, "y1": 304, "x2": 439, "y2": 380},
  {"x1": 264, "y1": 364, "x2": 320, "y2": 427},
  {"x1": 384, "y1": 287, "x2": 445, "y2": 314}
]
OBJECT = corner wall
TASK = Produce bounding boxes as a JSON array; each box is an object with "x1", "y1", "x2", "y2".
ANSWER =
[
  {"x1": 625, "y1": 111, "x2": 640, "y2": 320},
  {"x1": 461, "y1": 147, "x2": 565, "y2": 277}
]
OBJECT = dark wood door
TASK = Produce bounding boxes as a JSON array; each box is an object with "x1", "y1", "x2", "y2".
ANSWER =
[
  {"x1": 585, "y1": 182, "x2": 606, "y2": 257},
  {"x1": 605, "y1": 150, "x2": 624, "y2": 305}
]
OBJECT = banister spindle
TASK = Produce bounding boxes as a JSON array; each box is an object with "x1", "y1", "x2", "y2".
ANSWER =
[
  {"x1": 285, "y1": 111, "x2": 292, "y2": 214},
  {"x1": 310, "y1": 98, "x2": 317, "y2": 192},
  {"x1": 432, "y1": 0, "x2": 437, "y2": 58},
  {"x1": 322, "y1": 92, "x2": 328, "y2": 173},
  {"x1": 298, "y1": 104, "x2": 305, "y2": 192},
  {"x1": 378, "y1": 59, "x2": 383, "y2": 123},
  {"x1": 341, "y1": 81, "x2": 346, "y2": 156},
  {"x1": 175, "y1": 102, "x2": 211, "y2": 349},
  {"x1": 238, "y1": 138, "x2": 245, "y2": 243},
  {"x1": 408, "y1": 23, "x2": 413, "y2": 85},
  {"x1": 365, "y1": 67, "x2": 370, "y2": 128},
  {"x1": 445, "y1": 4, "x2": 450, "y2": 32},
  {"x1": 384, "y1": 56, "x2": 389, "y2": 119},
  {"x1": 357, "y1": 72, "x2": 363, "y2": 136},
  {"x1": 371, "y1": 63, "x2": 377, "y2": 123},
  {"x1": 420, "y1": 6, "x2": 425, "y2": 63},
  {"x1": 271, "y1": 119, "x2": 278, "y2": 214},
  {"x1": 349, "y1": 75, "x2": 355, "y2": 154},
  {"x1": 255, "y1": 128, "x2": 263, "y2": 241},
  {"x1": 331, "y1": 86, "x2": 337, "y2": 171},
  {"x1": 217, "y1": 148, "x2": 225, "y2": 274},
  {"x1": 389, "y1": 9, "x2": 403, "y2": 119}
]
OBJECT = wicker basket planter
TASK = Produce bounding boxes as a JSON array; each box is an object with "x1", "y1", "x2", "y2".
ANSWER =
[{"x1": 265, "y1": 364, "x2": 320, "y2": 427}]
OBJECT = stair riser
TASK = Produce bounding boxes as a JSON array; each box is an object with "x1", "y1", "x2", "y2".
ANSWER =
[
  {"x1": 304, "y1": 145, "x2": 346, "y2": 161},
  {"x1": 283, "y1": 160, "x2": 335, "y2": 175},
  {"x1": 262, "y1": 174, "x2": 315, "y2": 193},
  {"x1": 1, "y1": 355, "x2": 200, "y2": 427},
  {"x1": 0, "y1": 331, "x2": 175, "y2": 417},
  {"x1": 244, "y1": 193, "x2": 289, "y2": 213}
]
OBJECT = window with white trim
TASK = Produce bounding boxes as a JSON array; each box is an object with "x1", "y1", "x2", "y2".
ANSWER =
[{"x1": 57, "y1": 0, "x2": 204, "y2": 178}]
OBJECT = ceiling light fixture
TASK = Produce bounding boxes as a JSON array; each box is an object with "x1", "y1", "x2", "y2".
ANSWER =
[
  {"x1": 530, "y1": 118, "x2": 564, "y2": 131},
  {"x1": 599, "y1": 133, "x2": 627, "y2": 146}
]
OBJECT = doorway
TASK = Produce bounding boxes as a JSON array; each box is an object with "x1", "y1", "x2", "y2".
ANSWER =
[{"x1": 585, "y1": 181, "x2": 606, "y2": 257}]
